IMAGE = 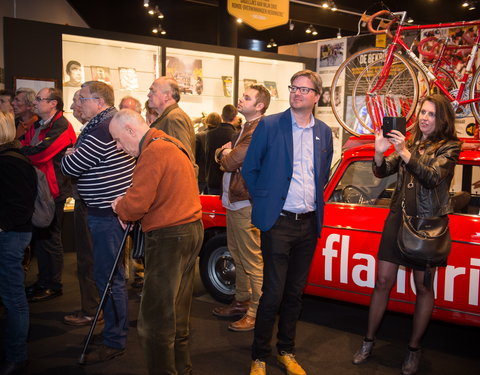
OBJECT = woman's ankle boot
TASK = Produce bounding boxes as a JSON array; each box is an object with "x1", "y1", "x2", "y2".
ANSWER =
[
  {"x1": 401, "y1": 347, "x2": 422, "y2": 375},
  {"x1": 352, "y1": 339, "x2": 374, "y2": 365}
]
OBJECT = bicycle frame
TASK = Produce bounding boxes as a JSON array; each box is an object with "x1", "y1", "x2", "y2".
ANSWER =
[{"x1": 368, "y1": 13, "x2": 480, "y2": 128}]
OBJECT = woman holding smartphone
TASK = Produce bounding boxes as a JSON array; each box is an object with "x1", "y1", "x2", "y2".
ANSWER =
[{"x1": 352, "y1": 94, "x2": 461, "y2": 375}]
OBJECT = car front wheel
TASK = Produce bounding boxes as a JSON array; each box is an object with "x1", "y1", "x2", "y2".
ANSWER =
[{"x1": 199, "y1": 233, "x2": 235, "y2": 303}]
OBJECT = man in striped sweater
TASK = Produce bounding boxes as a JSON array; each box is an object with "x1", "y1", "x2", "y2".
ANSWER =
[{"x1": 61, "y1": 81, "x2": 135, "y2": 364}]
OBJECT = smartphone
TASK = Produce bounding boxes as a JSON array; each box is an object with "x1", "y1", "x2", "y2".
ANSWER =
[{"x1": 382, "y1": 116, "x2": 406, "y2": 138}]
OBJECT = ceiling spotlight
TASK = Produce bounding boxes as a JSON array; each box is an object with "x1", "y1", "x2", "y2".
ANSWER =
[
  {"x1": 266, "y1": 38, "x2": 277, "y2": 48},
  {"x1": 469, "y1": 4, "x2": 476, "y2": 9},
  {"x1": 143, "y1": 0, "x2": 149, "y2": 8},
  {"x1": 157, "y1": 11, "x2": 164, "y2": 19},
  {"x1": 321, "y1": 1, "x2": 329, "y2": 8},
  {"x1": 462, "y1": 1, "x2": 470, "y2": 7},
  {"x1": 312, "y1": 26, "x2": 318, "y2": 36},
  {"x1": 148, "y1": 8, "x2": 155, "y2": 15},
  {"x1": 306, "y1": 25, "x2": 312, "y2": 34},
  {"x1": 331, "y1": 2, "x2": 338, "y2": 11},
  {"x1": 160, "y1": 27, "x2": 166, "y2": 35},
  {"x1": 152, "y1": 27, "x2": 158, "y2": 34},
  {"x1": 289, "y1": 19, "x2": 295, "y2": 31},
  {"x1": 407, "y1": 17, "x2": 414, "y2": 23},
  {"x1": 337, "y1": 28, "x2": 342, "y2": 38},
  {"x1": 237, "y1": 18, "x2": 243, "y2": 23}
]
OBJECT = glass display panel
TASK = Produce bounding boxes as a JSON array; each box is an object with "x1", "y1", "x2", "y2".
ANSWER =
[
  {"x1": 166, "y1": 47, "x2": 235, "y2": 123},
  {"x1": 62, "y1": 34, "x2": 160, "y2": 132},
  {"x1": 239, "y1": 56, "x2": 304, "y2": 115}
]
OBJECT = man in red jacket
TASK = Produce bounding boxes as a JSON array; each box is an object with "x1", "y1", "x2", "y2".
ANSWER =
[{"x1": 22, "y1": 87, "x2": 76, "y2": 302}]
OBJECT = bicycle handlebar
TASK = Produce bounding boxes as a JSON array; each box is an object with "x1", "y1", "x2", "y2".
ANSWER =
[{"x1": 367, "y1": 10, "x2": 400, "y2": 39}]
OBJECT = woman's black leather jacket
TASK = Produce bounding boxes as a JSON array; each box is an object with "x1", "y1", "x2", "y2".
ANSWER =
[{"x1": 373, "y1": 140, "x2": 461, "y2": 217}]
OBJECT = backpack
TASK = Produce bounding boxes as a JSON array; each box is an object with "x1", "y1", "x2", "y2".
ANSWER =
[
  {"x1": 32, "y1": 167, "x2": 56, "y2": 228},
  {"x1": 1, "y1": 151, "x2": 55, "y2": 228}
]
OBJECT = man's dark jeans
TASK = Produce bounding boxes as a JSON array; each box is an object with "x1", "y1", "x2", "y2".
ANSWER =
[{"x1": 252, "y1": 214, "x2": 317, "y2": 360}]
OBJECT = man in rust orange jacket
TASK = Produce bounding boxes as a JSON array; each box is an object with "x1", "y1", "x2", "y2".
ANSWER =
[{"x1": 110, "y1": 109, "x2": 203, "y2": 375}]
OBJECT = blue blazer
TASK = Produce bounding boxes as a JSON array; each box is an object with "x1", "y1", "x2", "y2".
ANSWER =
[{"x1": 242, "y1": 109, "x2": 333, "y2": 236}]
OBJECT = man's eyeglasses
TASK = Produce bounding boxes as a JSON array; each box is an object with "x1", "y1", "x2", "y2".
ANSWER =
[
  {"x1": 288, "y1": 85, "x2": 318, "y2": 95},
  {"x1": 79, "y1": 97, "x2": 99, "y2": 101},
  {"x1": 34, "y1": 96, "x2": 53, "y2": 102}
]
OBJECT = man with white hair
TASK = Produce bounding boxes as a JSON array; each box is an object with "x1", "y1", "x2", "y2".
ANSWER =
[
  {"x1": 111, "y1": 109, "x2": 203, "y2": 375},
  {"x1": 147, "y1": 76, "x2": 196, "y2": 167}
]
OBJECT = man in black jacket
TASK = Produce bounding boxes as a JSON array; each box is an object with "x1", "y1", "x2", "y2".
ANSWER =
[{"x1": 205, "y1": 104, "x2": 237, "y2": 195}]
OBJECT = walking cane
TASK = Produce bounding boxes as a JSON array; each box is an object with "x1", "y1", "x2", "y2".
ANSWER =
[{"x1": 78, "y1": 222, "x2": 132, "y2": 365}]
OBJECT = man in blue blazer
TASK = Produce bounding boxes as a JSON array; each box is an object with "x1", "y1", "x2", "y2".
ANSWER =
[{"x1": 243, "y1": 70, "x2": 333, "y2": 375}]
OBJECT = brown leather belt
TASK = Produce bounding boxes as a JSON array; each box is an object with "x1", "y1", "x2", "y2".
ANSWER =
[{"x1": 280, "y1": 210, "x2": 316, "y2": 220}]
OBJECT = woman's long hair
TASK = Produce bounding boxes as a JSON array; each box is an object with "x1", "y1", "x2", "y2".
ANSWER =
[{"x1": 407, "y1": 94, "x2": 460, "y2": 152}]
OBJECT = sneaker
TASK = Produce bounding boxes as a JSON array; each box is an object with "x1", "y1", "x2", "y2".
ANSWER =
[
  {"x1": 250, "y1": 359, "x2": 266, "y2": 375},
  {"x1": 228, "y1": 314, "x2": 255, "y2": 332},
  {"x1": 80, "y1": 344, "x2": 125, "y2": 365},
  {"x1": 277, "y1": 352, "x2": 306, "y2": 375},
  {"x1": 64, "y1": 310, "x2": 104, "y2": 326}
]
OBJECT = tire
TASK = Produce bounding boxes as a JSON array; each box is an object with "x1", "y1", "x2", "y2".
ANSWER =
[
  {"x1": 199, "y1": 233, "x2": 235, "y2": 303},
  {"x1": 331, "y1": 48, "x2": 387, "y2": 136},
  {"x1": 469, "y1": 67, "x2": 480, "y2": 124},
  {"x1": 352, "y1": 52, "x2": 420, "y2": 133}
]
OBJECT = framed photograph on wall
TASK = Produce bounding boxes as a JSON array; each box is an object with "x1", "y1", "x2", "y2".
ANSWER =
[
  {"x1": 90, "y1": 66, "x2": 112, "y2": 85},
  {"x1": 14, "y1": 77, "x2": 57, "y2": 92}
]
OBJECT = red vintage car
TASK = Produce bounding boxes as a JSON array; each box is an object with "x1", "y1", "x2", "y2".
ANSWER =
[{"x1": 198, "y1": 138, "x2": 480, "y2": 327}]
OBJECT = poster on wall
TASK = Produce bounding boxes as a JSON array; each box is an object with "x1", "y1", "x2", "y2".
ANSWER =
[
  {"x1": 222, "y1": 76, "x2": 233, "y2": 97},
  {"x1": 166, "y1": 56, "x2": 203, "y2": 95},
  {"x1": 243, "y1": 78, "x2": 257, "y2": 91},
  {"x1": 118, "y1": 67, "x2": 139, "y2": 90},
  {"x1": 316, "y1": 38, "x2": 347, "y2": 164},
  {"x1": 319, "y1": 41, "x2": 345, "y2": 68},
  {"x1": 264, "y1": 81, "x2": 279, "y2": 99},
  {"x1": 63, "y1": 60, "x2": 84, "y2": 87}
]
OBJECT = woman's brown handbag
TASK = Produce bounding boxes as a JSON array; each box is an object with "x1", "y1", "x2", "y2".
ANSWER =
[{"x1": 397, "y1": 210, "x2": 451, "y2": 286}]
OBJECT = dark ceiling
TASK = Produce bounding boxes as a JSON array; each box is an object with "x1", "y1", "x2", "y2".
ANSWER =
[{"x1": 66, "y1": 0, "x2": 479, "y2": 51}]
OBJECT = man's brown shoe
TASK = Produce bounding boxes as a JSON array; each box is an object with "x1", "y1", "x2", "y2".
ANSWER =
[
  {"x1": 250, "y1": 359, "x2": 266, "y2": 375},
  {"x1": 277, "y1": 352, "x2": 306, "y2": 375},
  {"x1": 228, "y1": 314, "x2": 255, "y2": 331},
  {"x1": 212, "y1": 299, "x2": 249, "y2": 318},
  {"x1": 64, "y1": 310, "x2": 104, "y2": 326},
  {"x1": 81, "y1": 344, "x2": 125, "y2": 365}
]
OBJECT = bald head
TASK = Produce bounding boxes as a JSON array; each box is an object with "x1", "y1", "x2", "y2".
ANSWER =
[
  {"x1": 147, "y1": 76, "x2": 180, "y2": 115},
  {"x1": 119, "y1": 96, "x2": 142, "y2": 113},
  {"x1": 110, "y1": 109, "x2": 150, "y2": 157}
]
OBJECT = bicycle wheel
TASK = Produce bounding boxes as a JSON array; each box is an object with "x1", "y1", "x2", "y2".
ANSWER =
[
  {"x1": 331, "y1": 48, "x2": 387, "y2": 136},
  {"x1": 470, "y1": 67, "x2": 480, "y2": 124},
  {"x1": 352, "y1": 52, "x2": 420, "y2": 133}
]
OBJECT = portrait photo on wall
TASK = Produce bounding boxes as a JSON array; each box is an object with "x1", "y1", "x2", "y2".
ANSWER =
[
  {"x1": 166, "y1": 56, "x2": 203, "y2": 95},
  {"x1": 90, "y1": 66, "x2": 112, "y2": 85},
  {"x1": 63, "y1": 60, "x2": 83, "y2": 87},
  {"x1": 118, "y1": 67, "x2": 139, "y2": 90},
  {"x1": 263, "y1": 81, "x2": 279, "y2": 99},
  {"x1": 318, "y1": 87, "x2": 331, "y2": 107}
]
